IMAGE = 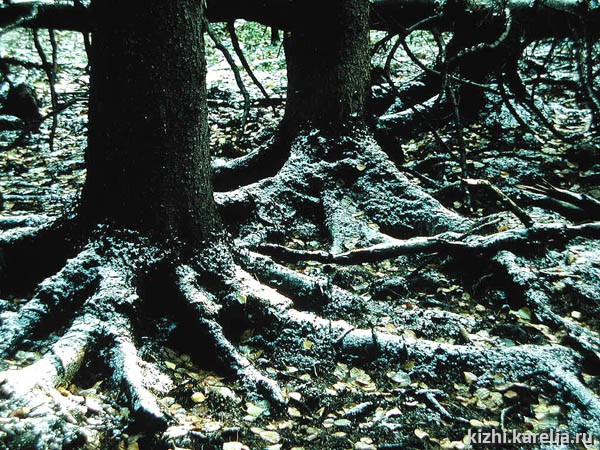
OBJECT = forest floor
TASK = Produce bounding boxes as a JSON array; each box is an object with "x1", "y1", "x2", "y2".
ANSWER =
[{"x1": 1, "y1": 25, "x2": 600, "y2": 450}]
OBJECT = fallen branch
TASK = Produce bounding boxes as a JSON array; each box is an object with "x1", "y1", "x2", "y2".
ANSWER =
[
  {"x1": 520, "y1": 181, "x2": 600, "y2": 220},
  {"x1": 253, "y1": 221, "x2": 600, "y2": 264},
  {"x1": 2, "y1": 0, "x2": 598, "y2": 40},
  {"x1": 33, "y1": 28, "x2": 59, "y2": 152},
  {"x1": 463, "y1": 178, "x2": 535, "y2": 227}
]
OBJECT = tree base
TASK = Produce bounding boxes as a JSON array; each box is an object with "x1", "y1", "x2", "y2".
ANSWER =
[{"x1": 0, "y1": 229, "x2": 285, "y2": 449}]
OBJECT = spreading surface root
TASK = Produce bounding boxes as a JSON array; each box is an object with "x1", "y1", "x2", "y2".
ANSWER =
[
  {"x1": 0, "y1": 234, "x2": 284, "y2": 448},
  {"x1": 208, "y1": 129, "x2": 600, "y2": 445},
  {"x1": 235, "y1": 266, "x2": 600, "y2": 437},
  {"x1": 494, "y1": 250, "x2": 600, "y2": 374},
  {"x1": 216, "y1": 130, "x2": 468, "y2": 251},
  {"x1": 2, "y1": 131, "x2": 600, "y2": 447}
]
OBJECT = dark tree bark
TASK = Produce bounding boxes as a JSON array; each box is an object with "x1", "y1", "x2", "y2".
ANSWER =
[
  {"x1": 3, "y1": 0, "x2": 599, "y2": 41},
  {"x1": 81, "y1": 0, "x2": 218, "y2": 246},
  {"x1": 282, "y1": 0, "x2": 371, "y2": 132}
]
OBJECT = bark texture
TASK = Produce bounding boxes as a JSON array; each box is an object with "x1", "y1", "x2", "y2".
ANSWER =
[
  {"x1": 81, "y1": 0, "x2": 218, "y2": 245},
  {"x1": 282, "y1": 0, "x2": 370, "y2": 132}
]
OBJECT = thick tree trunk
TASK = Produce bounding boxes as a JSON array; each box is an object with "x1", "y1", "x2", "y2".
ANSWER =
[
  {"x1": 81, "y1": 0, "x2": 218, "y2": 245},
  {"x1": 282, "y1": 0, "x2": 370, "y2": 132}
]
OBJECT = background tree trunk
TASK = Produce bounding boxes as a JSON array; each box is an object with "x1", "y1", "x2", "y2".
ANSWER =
[
  {"x1": 81, "y1": 0, "x2": 218, "y2": 245},
  {"x1": 282, "y1": 0, "x2": 370, "y2": 132}
]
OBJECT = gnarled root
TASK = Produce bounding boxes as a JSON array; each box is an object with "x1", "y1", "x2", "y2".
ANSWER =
[
  {"x1": 236, "y1": 267, "x2": 600, "y2": 436},
  {"x1": 0, "y1": 246, "x2": 99, "y2": 359},
  {"x1": 0, "y1": 231, "x2": 305, "y2": 448},
  {"x1": 176, "y1": 265, "x2": 286, "y2": 406},
  {"x1": 216, "y1": 131, "x2": 469, "y2": 251},
  {"x1": 0, "y1": 215, "x2": 51, "y2": 231},
  {"x1": 0, "y1": 242, "x2": 166, "y2": 447},
  {"x1": 521, "y1": 181, "x2": 600, "y2": 221},
  {"x1": 494, "y1": 250, "x2": 600, "y2": 374},
  {"x1": 254, "y1": 221, "x2": 600, "y2": 264},
  {"x1": 212, "y1": 135, "x2": 291, "y2": 191},
  {"x1": 106, "y1": 317, "x2": 167, "y2": 429},
  {"x1": 238, "y1": 250, "x2": 373, "y2": 320},
  {"x1": 0, "y1": 313, "x2": 99, "y2": 449}
]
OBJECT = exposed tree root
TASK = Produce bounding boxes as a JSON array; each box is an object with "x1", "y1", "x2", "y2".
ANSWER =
[
  {"x1": 321, "y1": 188, "x2": 394, "y2": 255},
  {"x1": 238, "y1": 250, "x2": 374, "y2": 319},
  {"x1": 213, "y1": 129, "x2": 600, "y2": 443},
  {"x1": 0, "y1": 232, "x2": 301, "y2": 447},
  {"x1": 212, "y1": 135, "x2": 291, "y2": 191},
  {"x1": 106, "y1": 316, "x2": 167, "y2": 429},
  {"x1": 0, "y1": 215, "x2": 51, "y2": 230},
  {"x1": 2, "y1": 218, "x2": 599, "y2": 446},
  {"x1": 0, "y1": 253, "x2": 158, "y2": 449},
  {"x1": 2, "y1": 127, "x2": 599, "y2": 447},
  {"x1": 375, "y1": 93, "x2": 454, "y2": 145},
  {"x1": 0, "y1": 245, "x2": 99, "y2": 358},
  {"x1": 0, "y1": 313, "x2": 97, "y2": 398},
  {"x1": 240, "y1": 250, "x2": 483, "y2": 345},
  {"x1": 216, "y1": 130, "x2": 467, "y2": 251},
  {"x1": 0, "y1": 313, "x2": 99, "y2": 449},
  {"x1": 176, "y1": 265, "x2": 286, "y2": 406},
  {"x1": 237, "y1": 268, "x2": 600, "y2": 436},
  {"x1": 521, "y1": 181, "x2": 600, "y2": 221},
  {"x1": 494, "y1": 250, "x2": 600, "y2": 375},
  {"x1": 463, "y1": 178, "x2": 534, "y2": 228},
  {"x1": 416, "y1": 388, "x2": 469, "y2": 424}
]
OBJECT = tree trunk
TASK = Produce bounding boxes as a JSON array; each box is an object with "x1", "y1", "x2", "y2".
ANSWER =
[
  {"x1": 81, "y1": 0, "x2": 218, "y2": 246},
  {"x1": 282, "y1": 0, "x2": 370, "y2": 132}
]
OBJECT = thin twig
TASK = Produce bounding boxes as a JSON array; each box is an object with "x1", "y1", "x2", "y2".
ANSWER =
[
  {"x1": 530, "y1": 38, "x2": 558, "y2": 97},
  {"x1": 1, "y1": 98, "x2": 78, "y2": 152},
  {"x1": 463, "y1": 178, "x2": 535, "y2": 228},
  {"x1": 372, "y1": 32, "x2": 395, "y2": 57},
  {"x1": 577, "y1": 26, "x2": 600, "y2": 129},
  {"x1": 205, "y1": 21, "x2": 250, "y2": 143},
  {"x1": 226, "y1": 21, "x2": 276, "y2": 113},
  {"x1": 399, "y1": 35, "x2": 500, "y2": 95},
  {"x1": 446, "y1": 81, "x2": 471, "y2": 210},
  {"x1": 32, "y1": 28, "x2": 59, "y2": 152},
  {"x1": 496, "y1": 71, "x2": 544, "y2": 143},
  {"x1": 382, "y1": 37, "x2": 457, "y2": 160},
  {"x1": 416, "y1": 389, "x2": 469, "y2": 424}
]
